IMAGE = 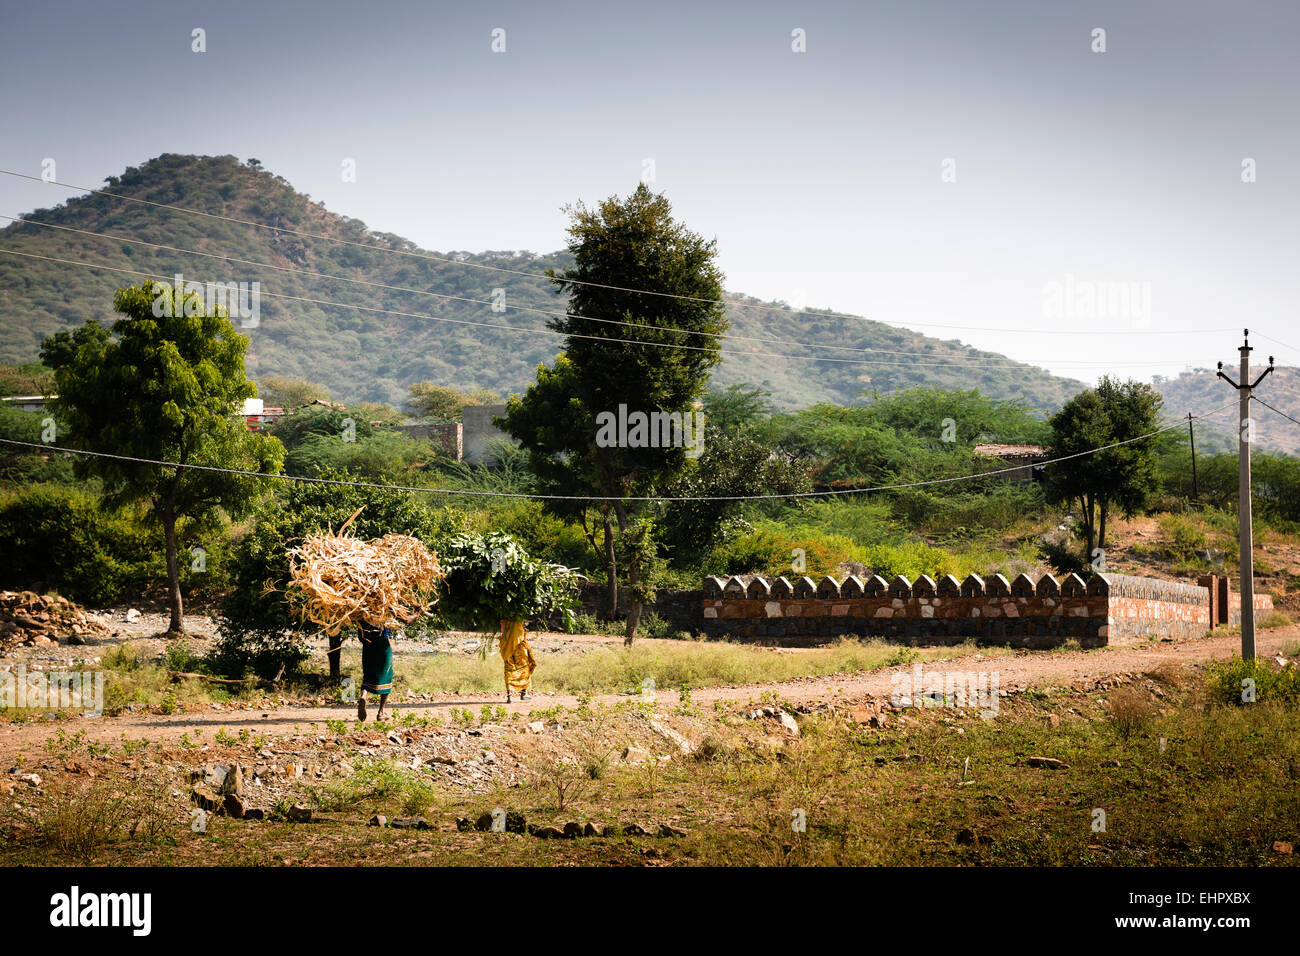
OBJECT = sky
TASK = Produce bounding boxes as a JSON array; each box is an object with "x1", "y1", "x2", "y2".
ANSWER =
[{"x1": 1, "y1": 0, "x2": 1298, "y2": 385}]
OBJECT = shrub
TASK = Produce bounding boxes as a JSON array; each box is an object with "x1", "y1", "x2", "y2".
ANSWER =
[
  {"x1": 1207, "y1": 657, "x2": 1300, "y2": 707},
  {"x1": 0, "y1": 484, "x2": 161, "y2": 604}
]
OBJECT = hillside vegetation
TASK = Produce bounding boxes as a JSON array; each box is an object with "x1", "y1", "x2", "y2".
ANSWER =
[{"x1": 0, "y1": 154, "x2": 1086, "y2": 412}]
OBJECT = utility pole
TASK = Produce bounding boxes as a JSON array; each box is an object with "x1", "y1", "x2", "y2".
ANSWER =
[
  {"x1": 1187, "y1": 411, "x2": 1198, "y2": 500},
  {"x1": 1216, "y1": 329, "x2": 1274, "y2": 660}
]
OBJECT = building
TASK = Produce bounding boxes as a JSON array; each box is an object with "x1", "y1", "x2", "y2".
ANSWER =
[
  {"x1": 972, "y1": 443, "x2": 1048, "y2": 482},
  {"x1": 241, "y1": 397, "x2": 285, "y2": 431},
  {"x1": 0, "y1": 395, "x2": 55, "y2": 414}
]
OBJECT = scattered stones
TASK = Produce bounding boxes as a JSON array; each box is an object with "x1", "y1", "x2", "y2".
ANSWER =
[{"x1": 0, "y1": 591, "x2": 109, "y2": 651}]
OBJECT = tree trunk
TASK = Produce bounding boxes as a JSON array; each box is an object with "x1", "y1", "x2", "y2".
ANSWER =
[
  {"x1": 1098, "y1": 499, "x2": 1108, "y2": 552},
  {"x1": 1079, "y1": 494, "x2": 1096, "y2": 562},
  {"x1": 162, "y1": 506, "x2": 184, "y2": 634},
  {"x1": 602, "y1": 509, "x2": 618, "y2": 620},
  {"x1": 624, "y1": 600, "x2": 643, "y2": 646}
]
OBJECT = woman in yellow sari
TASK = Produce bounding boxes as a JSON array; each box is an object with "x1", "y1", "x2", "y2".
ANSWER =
[{"x1": 499, "y1": 618, "x2": 536, "y2": 703}]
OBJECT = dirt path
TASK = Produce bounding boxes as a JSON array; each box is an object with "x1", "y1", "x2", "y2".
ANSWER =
[{"x1": 3, "y1": 625, "x2": 1294, "y2": 764}]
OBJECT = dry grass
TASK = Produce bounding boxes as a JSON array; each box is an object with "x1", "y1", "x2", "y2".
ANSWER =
[{"x1": 286, "y1": 521, "x2": 443, "y2": 635}]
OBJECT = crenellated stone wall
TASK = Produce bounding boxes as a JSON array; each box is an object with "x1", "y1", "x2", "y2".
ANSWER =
[{"x1": 695, "y1": 571, "x2": 1273, "y2": 649}]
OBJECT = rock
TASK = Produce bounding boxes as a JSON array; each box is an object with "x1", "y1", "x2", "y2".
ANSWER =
[
  {"x1": 1273, "y1": 841, "x2": 1293, "y2": 855},
  {"x1": 369, "y1": 815, "x2": 387, "y2": 827},
  {"x1": 17, "y1": 772, "x2": 41, "y2": 788},
  {"x1": 562, "y1": 821, "x2": 583, "y2": 839},
  {"x1": 191, "y1": 786, "x2": 222, "y2": 812},
  {"x1": 532, "y1": 825, "x2": 564, "y2": 839},
  {"x1": 526, "y1": 721, "x2": 545, "y2": 734},
  {"x1": 621, "y1": 823, "x2": 648, "y2": 836},
  {"x1": 1024, "y1": 756, "x2": 1070, "y2": 770},
  {"x1": 1101, "y1": 759, "x2": 1121, "y2": 768},
  {"x1": 124, "y1": 609, "x2": 141, "y2": 623},
  {"x1": 622, "y1": 745, "x2": 652, "y2": 765},
  {"x1": 657, "y1": 823, "x2": 687, "y2": 838},
  {"x1": 1045, "y1": 714, "x2": 1060, "y2": 728},
  {"x1": 583, "y1": 822, "x2": 601, "y2": 837},
  {"x1": 222, "y1": 793, "x2": 246, "y2": 819},
  {"x1": 475, "y1": 812, "x2": 494, "y2": 832},
  {"x1": 390, "y1": 817, "x2": 431, "y2": 830},
  {"x1": 243, "y1": 808, "x2": 265, "y2": 821},
  {"x1": 649, "y1": 719, "x2": 694, "y2": 755},
  {"x1": 287, "y1": 803, "x2": 312, "y2": 823},
  {"x1": 456, "y1": 818, "x2": 473, "y2": 832},
  {"x1": 777, "y1": 712, "x2": 801, "y2": 736}
]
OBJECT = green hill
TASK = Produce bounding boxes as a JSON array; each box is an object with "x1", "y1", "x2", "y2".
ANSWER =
[{"x1": 0, "y1": 153, "x2": 1087, "y2": 412}]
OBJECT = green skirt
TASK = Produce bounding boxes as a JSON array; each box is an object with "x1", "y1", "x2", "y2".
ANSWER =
[{"x1": 361, "y1": 632, "x2": 394, "y2": 695}]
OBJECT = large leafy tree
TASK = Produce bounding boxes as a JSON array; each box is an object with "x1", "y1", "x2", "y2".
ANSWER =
[
  {"x1": 501, "y1": 185, "x2": 727, "y2": 642},
  {"x1": 1043, "y1": 376, "x2": 1162, "y2": 560},
  {"x1": 406, "y1": 382, "x2": 501, "y2": 422},
  {"x1": 40, "y1": 281, "x2": 284, "y2": 633}
]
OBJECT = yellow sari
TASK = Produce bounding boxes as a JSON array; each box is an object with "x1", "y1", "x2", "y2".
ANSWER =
[{"x1": 499, "y1": 618, "x2": 536, "y2": 693}]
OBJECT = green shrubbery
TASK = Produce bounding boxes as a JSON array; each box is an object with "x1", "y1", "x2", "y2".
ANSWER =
[
  {"x1": 1207, "y1": 657, "x2": 1300, "y2": 707},
  {"x1": 0, "y1": 484, "x2": 163, "y2": 604}
]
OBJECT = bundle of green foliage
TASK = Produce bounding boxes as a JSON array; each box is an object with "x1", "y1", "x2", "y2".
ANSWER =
[
  {"x1": 438, "y1": 531, "x2": 580, "y2": 631},
  {"x1": 214, "y1": 474, "x2": 465, "y2": 677}
]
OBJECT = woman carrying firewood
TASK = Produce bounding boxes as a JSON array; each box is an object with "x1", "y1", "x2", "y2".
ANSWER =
[{"x1": 356, "y1": 605, "x2": 424, "y2": 722}]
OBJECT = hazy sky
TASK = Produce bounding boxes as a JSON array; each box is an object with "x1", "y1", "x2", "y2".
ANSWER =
[{"x1": 2, "y1": 0, "x2": 1298, "y2": 384}]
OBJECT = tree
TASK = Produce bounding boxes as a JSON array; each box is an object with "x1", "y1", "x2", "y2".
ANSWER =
[
  {"x1": 501, "y1": 185, "x2": 727, "y2": 642},
  {"x1": 406, "y1": 382, "x2": 501, "y2": 422},
  {"x1": 1043, "y1": 377, "x2": 1162, "y2": 561},
  {"x1": 657, "y1": 431, "x2": 811, "y2": 566},
  {"x1": 40, "y1": 282, "x2": 284, "y2": 633},
  {"x1": 257, "y1": 375, "x2": 330, "y2": 410},
  {"x1": 702, "y1": 383, "x2": 773, "y2": 436}
]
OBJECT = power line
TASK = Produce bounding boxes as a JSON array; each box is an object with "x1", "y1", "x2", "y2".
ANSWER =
[
  {"x1": 3, "y1": 213, "x2": 1169, "y2": 369},
  {"x1": 0, "y1": 399, "x2": 1235, "y2": 503},
  {"x1": 0, "y1": 167, "x2": 1243, "y2": 338},
  {"x1": 1252, "y1": 394, "x2": 1300, "y2": 429},
  {"x1": 0, "y1": 246, "x2": 1192, "y2": 371}
]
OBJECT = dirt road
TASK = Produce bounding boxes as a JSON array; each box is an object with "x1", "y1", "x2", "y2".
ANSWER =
[{"x1": 2, "y1": 625, "x2": 1293, "y2": 764}]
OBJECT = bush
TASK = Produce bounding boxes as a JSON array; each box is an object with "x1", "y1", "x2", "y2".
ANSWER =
[
  {"x1": 0, "y1": 484, "x2": 161, "y2": 604},
  {"x1": 1207, "y1": 657, "x2": 1300, "y2": 707}
]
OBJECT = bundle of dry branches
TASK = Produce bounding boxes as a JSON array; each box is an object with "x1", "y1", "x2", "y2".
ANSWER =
[{"x1": 285, "y1": 512, "x2": 443, "y2": 635}]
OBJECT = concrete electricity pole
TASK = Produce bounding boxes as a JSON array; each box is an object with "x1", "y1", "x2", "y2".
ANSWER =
[{"x1": 1216, "y1": 329, "x2": 1274, "y2": 660}]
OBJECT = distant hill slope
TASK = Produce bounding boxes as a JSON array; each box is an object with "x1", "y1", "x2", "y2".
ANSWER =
[
  {"x1": 0, "y1": 154, "x2": 1087, "y2": 412},
  {"x1": 1153, "y1": 367, "x2": 1300, "y2": 456}
]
